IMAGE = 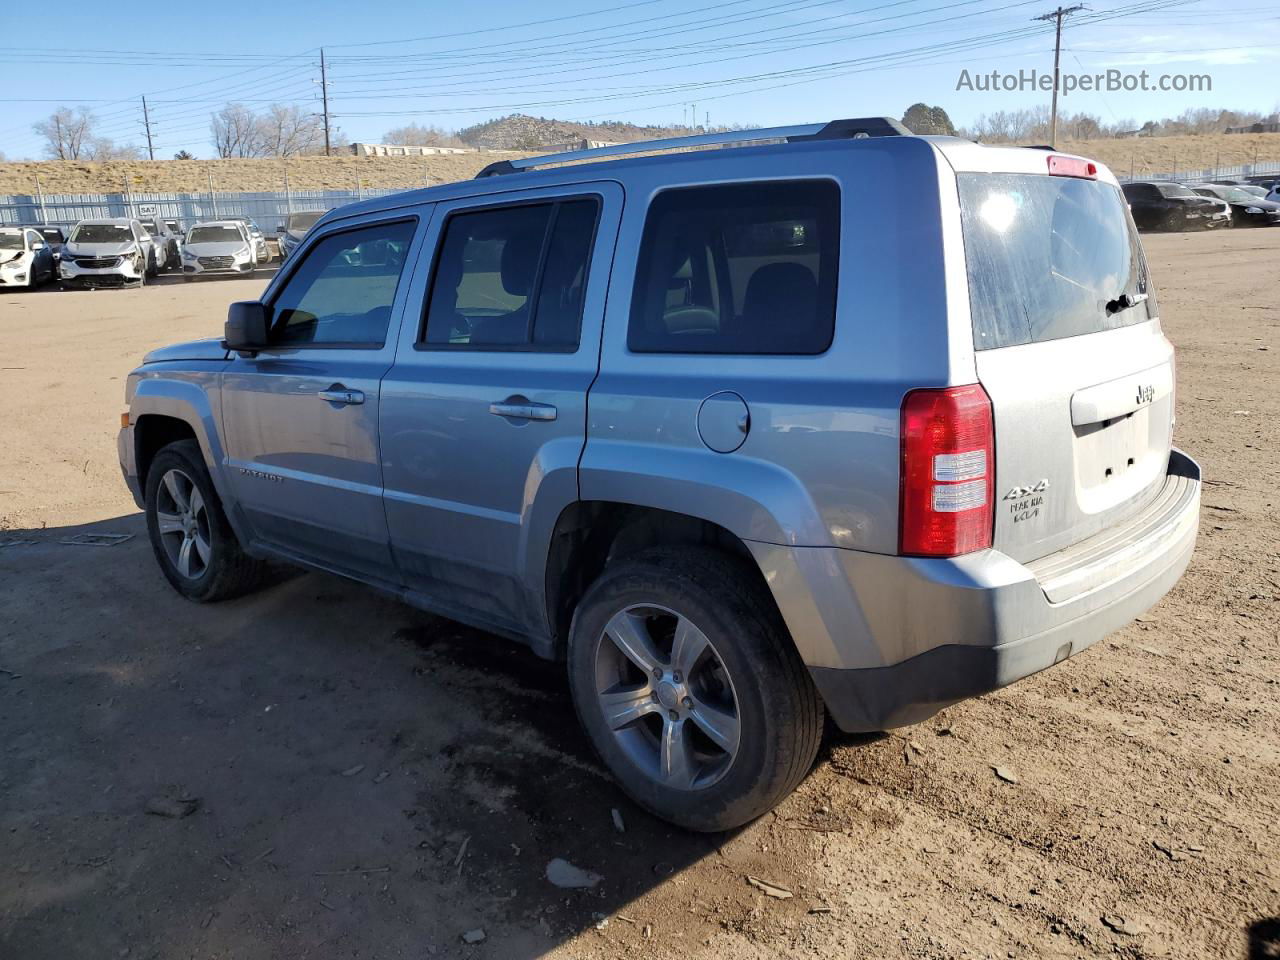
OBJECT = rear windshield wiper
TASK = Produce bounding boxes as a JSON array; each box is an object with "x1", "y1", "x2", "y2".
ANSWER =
[{"x1": 1105, "y1": 291, "x2": 1149, "y2": 316}]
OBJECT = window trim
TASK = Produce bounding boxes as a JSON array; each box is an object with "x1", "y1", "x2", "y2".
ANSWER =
[
  {"x1": 260, "y1": 214, "x2": 420, "y2": 352},
  {"x1": 625, "y1": 178, "x2": 841, "y2": 358},
  {"x1": 414, "y1": 193, "x2": 603, "y2": 355}
]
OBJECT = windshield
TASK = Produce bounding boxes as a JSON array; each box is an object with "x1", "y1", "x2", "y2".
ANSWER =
[
  {"x1": 141, "y1": 220, "x2": 159, "y2": 233},
  {"x1": 1218, "y1": 187, "x2": 1260, "y2": 202},
  {"x1": 287, "y1": 212, "x2": 324, "y2": 232},
  {"x1": 188, "y1": 226, "x2": 243, "y2": 244},
  {"x1": 39, "y1": 228, "x2": 63, "y2": 242},
  {"x1": 71, "y1": 224, "x2": 131, "y2": 244},
  {"x1": 960, "y1": 173, "x2": 1155, "y2": 350},
  {"x1": 1158, "y1": 183, "x2": 1196, "y2": 199},
  {"x1": 0, "y1": 232, "x2": 23, "y2": 251}
]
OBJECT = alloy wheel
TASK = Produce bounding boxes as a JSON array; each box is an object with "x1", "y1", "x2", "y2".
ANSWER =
[
  {"x1": 154, "y1": 468, "x2": 212, "y2": 580},
  {"x1": 594, "y1": 603, "x2": 741, "y2": 790}
]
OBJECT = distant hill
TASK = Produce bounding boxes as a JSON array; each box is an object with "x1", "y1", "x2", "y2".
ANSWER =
[{"x1": 456, "y1": 114, "x2": 704, "y2": 150}]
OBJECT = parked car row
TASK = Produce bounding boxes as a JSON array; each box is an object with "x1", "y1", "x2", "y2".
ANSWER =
[
  {"x1": 0, "y1": 212, "x2": 310, "y2": 291},
  {"x1": 1122, "y1": 174, "x2": 1280, "y2": 231}
]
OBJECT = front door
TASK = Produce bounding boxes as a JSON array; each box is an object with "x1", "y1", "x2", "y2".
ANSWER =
[
  {"x1": 220, "y1": 214, "x2": 425, "y2": 583},
  {"x1": 380, "y1": 183, "x2": 622, "y2": 634}
]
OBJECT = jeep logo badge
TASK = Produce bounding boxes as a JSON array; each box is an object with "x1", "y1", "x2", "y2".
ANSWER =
[{"x1": 1135, "y1": 384, "x2": 1155, "y2": 406}]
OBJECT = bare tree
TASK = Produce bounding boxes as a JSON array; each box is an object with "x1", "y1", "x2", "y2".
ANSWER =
[
  {"x1": 211, "y1": 103, "x2": 266, "y2": 158},
  {"x1": 86, "y1": 139, "x2": 145, "y2": 161},
  {"x1": 260, "y1": 104, "x2": 327, "y2": 157},
  {"x1": 382, "y1": 123, "x2": 461, "y2": 147},
  {"x1": 33, "y1": 107, "x2": 96, "y2": 160}
]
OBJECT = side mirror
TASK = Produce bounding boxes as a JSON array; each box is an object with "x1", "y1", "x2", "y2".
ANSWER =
[
  {"x1": 224, "y1": 300, "x2": 269, "y2": 355},
  {"x1": 31, "y1": 242, "x2": 45, "y2": 250}
]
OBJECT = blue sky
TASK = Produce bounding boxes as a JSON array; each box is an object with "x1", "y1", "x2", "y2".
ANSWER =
[{"x1": 0, "y1": 0, "x2": 1276, "y2": 159}]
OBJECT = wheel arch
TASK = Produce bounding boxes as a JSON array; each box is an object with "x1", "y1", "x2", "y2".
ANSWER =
[
  {"x1": 543, "y1": 501, "x2": 783, "y2": 659},
  {"x1": 130, "y1": 376, "x2": 229, "y2": 504}
]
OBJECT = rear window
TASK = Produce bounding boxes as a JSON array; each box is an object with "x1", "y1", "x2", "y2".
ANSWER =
[
  {"x1": 628, "y1": 180, "x2": 839, "y2": 355},
  {"x1": 959, "y1": 174, "x2": 1156, "y2": 351}
]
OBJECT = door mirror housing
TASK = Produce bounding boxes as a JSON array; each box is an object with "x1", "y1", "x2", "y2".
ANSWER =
[{"x1": 224, "y1": 300, "x2": 269, "y2": 355}]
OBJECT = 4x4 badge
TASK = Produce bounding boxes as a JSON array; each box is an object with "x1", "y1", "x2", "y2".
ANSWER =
[{"x1": 1003, "y1": 479, "x2": 1050, "y2": 500}]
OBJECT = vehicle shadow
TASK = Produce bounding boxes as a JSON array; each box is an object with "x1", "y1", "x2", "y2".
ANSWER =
[
  {"x1": 0, "y1": 515, "x2": 747, "y2": 959},
  {"x1": 1248, "y1": 917, "x2": 1280, "y2": 959}
]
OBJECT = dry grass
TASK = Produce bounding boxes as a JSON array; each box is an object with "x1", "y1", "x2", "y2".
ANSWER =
[{"x1": 2, "y1": 132, "x2": 1277, "y2": 196}]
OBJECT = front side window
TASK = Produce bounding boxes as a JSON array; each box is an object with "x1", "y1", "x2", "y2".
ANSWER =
[
  {"x1": 422, "y1": 197, "x2": 599, "y2": 350},
  {"x1": 628, "y1": 180, "x2": 840, "y2": 355},
  {"x1": 269, "y1": 219, "x2": 416, "y2": 347}
]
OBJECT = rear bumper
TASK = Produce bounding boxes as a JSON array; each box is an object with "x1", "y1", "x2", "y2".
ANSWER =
[{"x1": 752, "y1": 449, "x2": 1201, "y2": 731}]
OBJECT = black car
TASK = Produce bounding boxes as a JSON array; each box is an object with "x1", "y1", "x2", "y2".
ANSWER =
[
  {"x1": 1120, "y1": 181, "x2": 1232, "y2": 231},
  {"x1": 19, "y1": 225, "x2": 66, "y2": 265},
  {"x1": 1191, "y1": 185, "x2": 1280, "y2": 227}
]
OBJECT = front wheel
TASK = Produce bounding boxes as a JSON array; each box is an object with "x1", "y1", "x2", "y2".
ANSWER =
[
  {"x1": 144, "y1": 440, "x2": 270, "y2": 602},
  {"x1": 568, "y1": 547, "x2": 823, "y2": 832}
]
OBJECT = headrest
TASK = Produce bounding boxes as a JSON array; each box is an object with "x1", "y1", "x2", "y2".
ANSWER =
[{"x1": 500, "y1": 231, "x2": 544, "y2": 297}]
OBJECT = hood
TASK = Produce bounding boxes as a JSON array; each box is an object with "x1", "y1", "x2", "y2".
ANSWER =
[
  {"x1": 143, "y1": 337, "x2": 229, "y2": 364},
  {"x1": 65, "y1": 240, "x2": 138, "y2": 257},
  {"x1": 187, "y1": 241, "x2": 249, "y2": 257},
  {"x1": 285, "y1": 228, "x2": 309, "y2": 241},
  {"x1": 1229, "y1": 198, "x2": 1280, "y2": 212},
  {"x1": 0, "y1": 249, "x2": 28, "y2": 265}
]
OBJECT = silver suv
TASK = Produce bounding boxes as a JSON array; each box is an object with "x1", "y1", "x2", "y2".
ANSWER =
[{"x1": 118, "y1": 118, "x2": 1201, "y2": 831}]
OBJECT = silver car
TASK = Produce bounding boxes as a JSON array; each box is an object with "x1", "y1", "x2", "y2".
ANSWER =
[
  {"x1": 180, "y1": 221, "x2": 259, "y2": 280},
  {"x1": 118, "y1": 118, "x2": 1201, "y2": 831}
]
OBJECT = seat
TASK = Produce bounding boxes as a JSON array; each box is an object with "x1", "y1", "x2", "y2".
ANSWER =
[
  {"x1": 738, "y1": 262, "x2": 819, "y2": 350},
  {"x1": 469, "y1": 231, "x2": 541, "y2": 345}
]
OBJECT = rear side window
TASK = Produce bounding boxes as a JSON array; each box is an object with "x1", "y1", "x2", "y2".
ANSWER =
[
  {"x1": 628, "y1": 180, "x2": 839, "y2": 355},
  {"x1": 421, "y1": 198, "x2": 600, "y2": 351},
  {"x1": 960, "y1": 174, "x2": 1156, "y2": 351},
  {"x1": 270, "y1": 219, "x2": 416, "y2": 347}
]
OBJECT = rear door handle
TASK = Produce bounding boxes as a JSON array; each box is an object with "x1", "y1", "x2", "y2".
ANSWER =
[
  {"x1": 489, "y1": 400, "x2": 557, "y2": 421},
  {"x1": 318, "y1": 386, "x2": 365, "y2": 405}
]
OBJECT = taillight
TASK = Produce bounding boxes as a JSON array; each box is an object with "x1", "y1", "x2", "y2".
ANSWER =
[{"x1": 899, "y1": 384, "x2": 995, "y2": 557}]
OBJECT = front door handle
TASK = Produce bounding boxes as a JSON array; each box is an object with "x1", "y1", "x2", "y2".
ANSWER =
[
  {"x1": 489, "y1": 400, "x2": 557, "y2": 421},
  {"x1": 319, "y1": 386, "x2": 365, "y2": 405}
]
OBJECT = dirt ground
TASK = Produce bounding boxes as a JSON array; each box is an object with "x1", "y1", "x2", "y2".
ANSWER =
[
  {"x1": 1, "y1": 230, "x2": 1277, "y2": 960},
  {"x1": 2, "y1": 131, "x2": 1278, "y2": 195}
]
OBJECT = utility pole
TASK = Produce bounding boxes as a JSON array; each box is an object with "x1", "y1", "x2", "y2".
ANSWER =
[
  {"x1": 1033, "y1": 4, "x2": 1085, "y2": 148},
  {"x1": 141, "y1": 96, "x2": 155, "y2": 161},
  {"x1": 319, "y1": 48, "x2": 332, "y2": 157}
]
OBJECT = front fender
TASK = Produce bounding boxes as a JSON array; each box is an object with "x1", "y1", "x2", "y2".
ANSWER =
[{"x1": 128, "y1": 364, "x2": 230, "y2": 504}]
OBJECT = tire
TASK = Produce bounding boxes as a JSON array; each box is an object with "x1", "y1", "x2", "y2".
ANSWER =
[
  {"x1": 144, "y1": 439, "x2": 270, "y2": 602},
  {"x1": 567, "y1": 546, "x2": 823, "y2": 832}
]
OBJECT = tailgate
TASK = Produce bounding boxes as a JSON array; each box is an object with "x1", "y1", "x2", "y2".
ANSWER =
[{"x1": 958, "y1": 169, "x2": 1174, "y2": 564}]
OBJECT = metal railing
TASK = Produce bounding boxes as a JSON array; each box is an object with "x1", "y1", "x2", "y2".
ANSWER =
[{"x1": 1117, "y1": 160, "x2": 1280, "y2": 184}]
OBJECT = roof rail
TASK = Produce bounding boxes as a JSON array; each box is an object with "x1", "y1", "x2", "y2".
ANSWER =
[{"x1": 474, "y1": 116, "x2": 911, "y2": 178}]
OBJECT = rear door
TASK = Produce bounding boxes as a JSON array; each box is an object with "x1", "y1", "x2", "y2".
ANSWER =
[
  {"x1": 379, "y1": 182, "x2": 621, "y2": 634},
  {"x1": 959, "y1": 170, "x2": 1174, "y2": 563}
]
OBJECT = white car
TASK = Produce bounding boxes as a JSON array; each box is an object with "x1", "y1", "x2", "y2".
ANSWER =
[
  {"x1": 0, "y1": 226, "x2": 58, "y2": 290},
  {"x1": 60, "y1": 218, "x2": 159, "y2": 289},
  {"x1": 181, "y1": 221, "x2": 259, "y2": 280},
  {"x1": 140, "y1": 218, "x2": 184, "y2": 271}
]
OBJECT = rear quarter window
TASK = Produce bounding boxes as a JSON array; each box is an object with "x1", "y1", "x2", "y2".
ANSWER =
[
  {"x1": 627, "y1": 180, "x2": 839, "y2": 355},
  {"x1": 960, "y1": 173, "x2": 1156, "y2": 350}
]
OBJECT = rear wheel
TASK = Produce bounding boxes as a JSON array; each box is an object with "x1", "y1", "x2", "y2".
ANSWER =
[
  {"x1": 144, "y1": 440, "x2": 270, "y2": 602},
  {"x1": 568, "y1": 547, "x2": 823, "y2": 832}
]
